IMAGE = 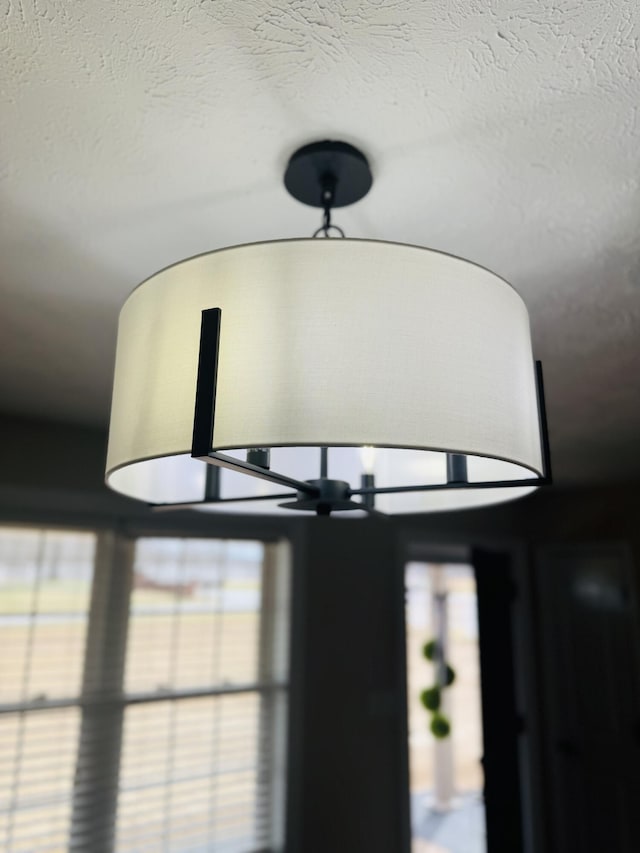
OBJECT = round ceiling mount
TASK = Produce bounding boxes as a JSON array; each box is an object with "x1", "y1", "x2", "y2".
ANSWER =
[{"x1": 284, "y1": 140, "x2": 373, "y2": 208}]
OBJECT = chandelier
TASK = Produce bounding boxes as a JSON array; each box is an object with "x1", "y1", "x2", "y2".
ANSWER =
[{"x1": 105, "y1": 141, "x2": 551, "y2": 516}]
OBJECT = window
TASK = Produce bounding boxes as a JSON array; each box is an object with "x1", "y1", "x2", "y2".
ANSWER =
[
  {"x1": 0, "y1": 527, "x2": 289, "y2": 853},
  {"x1": 116, "y1": 538, "x2": 288, "y2": 852},
  {"x1": 0, "y1": 527, "x2": 95, "y2": 851},
  {"x1": 125, "y1": 539, "x2": 264, "y2": 694}
]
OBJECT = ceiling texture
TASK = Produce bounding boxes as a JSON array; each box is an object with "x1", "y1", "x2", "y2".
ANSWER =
[{"x1": 1, "y1": 0, "x2": 639, "y2": 486}]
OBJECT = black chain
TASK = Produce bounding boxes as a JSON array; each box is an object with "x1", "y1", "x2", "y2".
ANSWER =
[{"x1": 312, "y1": 182, "x2": 345, "y2": 238}]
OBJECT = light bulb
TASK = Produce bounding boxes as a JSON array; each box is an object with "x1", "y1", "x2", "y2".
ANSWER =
[{"x1": 360, "y1": 445, "x2": 376, "y2": 475}]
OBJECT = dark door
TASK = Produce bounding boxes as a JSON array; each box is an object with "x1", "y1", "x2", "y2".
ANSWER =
[
  {"x1": 535, "y1": 545, "x2": 640, "y2": 853},
  {"x1": 474, "y1": 548, "x2": 525, "y2": 853}
]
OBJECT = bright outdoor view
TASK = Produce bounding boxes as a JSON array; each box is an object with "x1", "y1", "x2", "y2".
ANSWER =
[
  {"x1": 406, "y1": 562, "x2": 486, "y2": 853},
  {"x1": 0, "y1": 526, "x2": 285, "y2": 853}
]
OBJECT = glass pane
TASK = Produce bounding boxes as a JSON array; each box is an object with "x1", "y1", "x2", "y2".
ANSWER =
[
  {"x1": 0, "y1": 707, "x2": 80, "y2": 852},
  {"x1": 116, "y1": 694, "x2": 265, "y2": 852},
  {"x1": 125, "y1": 539, "x2": 264, "y2": 693},
  {"x1": 0, "y1": 528, "x2": 95, "y2": 702},
  {"x1": 406, "y1": 562, "x2": 486, "y2": 853}
]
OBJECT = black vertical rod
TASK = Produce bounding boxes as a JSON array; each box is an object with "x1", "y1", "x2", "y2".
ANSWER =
[
  {"x1": 191, "y1": 308, "x2": 222, "y2": 459},
  {"x1": 446, "y1": 453, "x2": 468, "y2": 484},
  {"x1": 535, "y1": 360, "x2": 553, "y2": 483},
  {"x1": 320, "y1": 447, "x2": 328, "y2": 479},
  {"x1": 360, "y1": 474, "x2": 375, "y2": 509},
  {"x1": 204, "y1": 464, "x2": 220, "y2": 501}
]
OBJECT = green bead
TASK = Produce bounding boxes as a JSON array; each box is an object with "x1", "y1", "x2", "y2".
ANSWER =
[
  {"x1": 430, "y1": 713, "x2": 451, "y2": 739},
  {"x1": 422, "y1": 640, "x2": 438, "y2": 661},
  {"x1": 420, "y1": 686, "x2": 441, "y2": 711}
]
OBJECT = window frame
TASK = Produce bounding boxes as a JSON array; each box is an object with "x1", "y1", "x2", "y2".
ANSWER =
[{"x1": 0, "y1": 522, "x2": 290, "y2": 853}]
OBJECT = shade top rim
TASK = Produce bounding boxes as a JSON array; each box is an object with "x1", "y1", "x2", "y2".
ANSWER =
[{"x1": 125, "y1": 236, "x2": 521, "y2": 303}]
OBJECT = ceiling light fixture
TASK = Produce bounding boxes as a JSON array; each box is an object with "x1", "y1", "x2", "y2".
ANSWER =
[{"x1": 105, "y1": 140, "x2": 551, "y2": 516}]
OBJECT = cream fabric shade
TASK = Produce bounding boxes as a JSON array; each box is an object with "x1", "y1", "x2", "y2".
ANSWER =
[{"x1": 106, "y1": 239, "x2": 543, "y2": 513}]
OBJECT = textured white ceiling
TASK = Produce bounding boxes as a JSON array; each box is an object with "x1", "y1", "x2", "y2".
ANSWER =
[{"x1": 1, "y1": 0, "x2": 639, "y2": 484}]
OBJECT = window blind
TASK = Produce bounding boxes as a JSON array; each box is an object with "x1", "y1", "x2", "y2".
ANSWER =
[
  {"x1": 117, "y1": 694, "x2": 266, "y2": 852},
  {"x1": 0, "y1": 527, "x2": 95, "y2": 853},
  {"x1": 0, "y1": 528, "x2": 288, "y2": 853},
  {"x1": 113, "y1": 537, "x2": 288, "y2": 852}
]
